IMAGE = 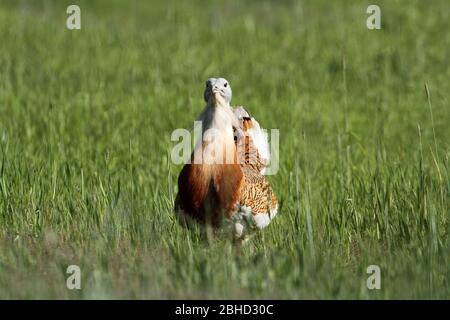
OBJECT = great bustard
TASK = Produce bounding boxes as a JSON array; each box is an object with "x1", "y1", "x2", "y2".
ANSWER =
[{"x1": 174, "y1": 78, "x2": 278, "y2": 240}]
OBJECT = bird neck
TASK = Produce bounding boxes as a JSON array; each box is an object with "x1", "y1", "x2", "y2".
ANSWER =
[{"x1": 193, "y1": 99, "x2": 238, "y2": 165}]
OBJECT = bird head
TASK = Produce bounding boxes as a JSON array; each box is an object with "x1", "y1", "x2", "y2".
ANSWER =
[{"x1": 203, "y1": 77, "x2": 232, "y2": 106}]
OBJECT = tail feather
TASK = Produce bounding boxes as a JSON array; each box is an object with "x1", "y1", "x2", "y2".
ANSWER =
[{"x1": 233, "y1": 106, "x2": 270, "y2": 172}]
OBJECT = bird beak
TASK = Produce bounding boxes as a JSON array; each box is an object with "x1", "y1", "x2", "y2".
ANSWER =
[{"x1": 211, "y1": 90, "x2": 222, "y2": 105}]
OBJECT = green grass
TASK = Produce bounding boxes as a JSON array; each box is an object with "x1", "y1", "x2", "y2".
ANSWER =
[{"x1": 0, "y1": 0, "x2": 449, "y2": 299}]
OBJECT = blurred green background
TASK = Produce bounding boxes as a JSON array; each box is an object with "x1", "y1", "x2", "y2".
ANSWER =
[{"x1": 0, "y1": 0, "x2": 448, "y2": 299}]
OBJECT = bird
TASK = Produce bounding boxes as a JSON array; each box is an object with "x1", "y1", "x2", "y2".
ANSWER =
[{"x1": 174, "y1": 77, "x2": 278, "y2": 241}]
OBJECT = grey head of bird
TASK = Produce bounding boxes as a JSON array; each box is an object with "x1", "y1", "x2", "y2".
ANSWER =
[{"x1": 203, "y1": 77, "x2": 232, "y2": 105}]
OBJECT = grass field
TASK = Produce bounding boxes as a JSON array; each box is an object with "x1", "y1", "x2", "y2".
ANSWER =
[{"x1": 0, "y1": 0, "x2": 449, "y2": 299}]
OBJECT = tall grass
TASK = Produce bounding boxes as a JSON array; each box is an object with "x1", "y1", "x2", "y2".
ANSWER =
[{"x1": 0, "y1": 0, "x2": 448, "y2": 299}]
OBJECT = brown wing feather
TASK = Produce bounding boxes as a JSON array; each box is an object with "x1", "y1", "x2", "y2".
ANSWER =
[
  {"x1": 234, "y1": 118, "x2": 277, "y2": 215},
  {"x1": 176, "y1": 163, "x2": 243, "y2": 226},
  {"x1": 239, "y1": 167, "x2": 277, "y2": 214}
]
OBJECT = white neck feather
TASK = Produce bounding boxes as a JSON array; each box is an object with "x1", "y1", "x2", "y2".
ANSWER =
[{"x1": 193, "y1": 99, "x2": 238, "y2": 165}]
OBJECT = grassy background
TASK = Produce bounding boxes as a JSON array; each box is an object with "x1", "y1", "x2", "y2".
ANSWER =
[{"x1": 0, "y1": 0, "x2": 449, "y2": 299}]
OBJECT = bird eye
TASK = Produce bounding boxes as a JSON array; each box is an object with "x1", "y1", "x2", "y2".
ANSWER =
[{"x1": 224, "y1": 83, "x2": 228, "y2": 87}]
